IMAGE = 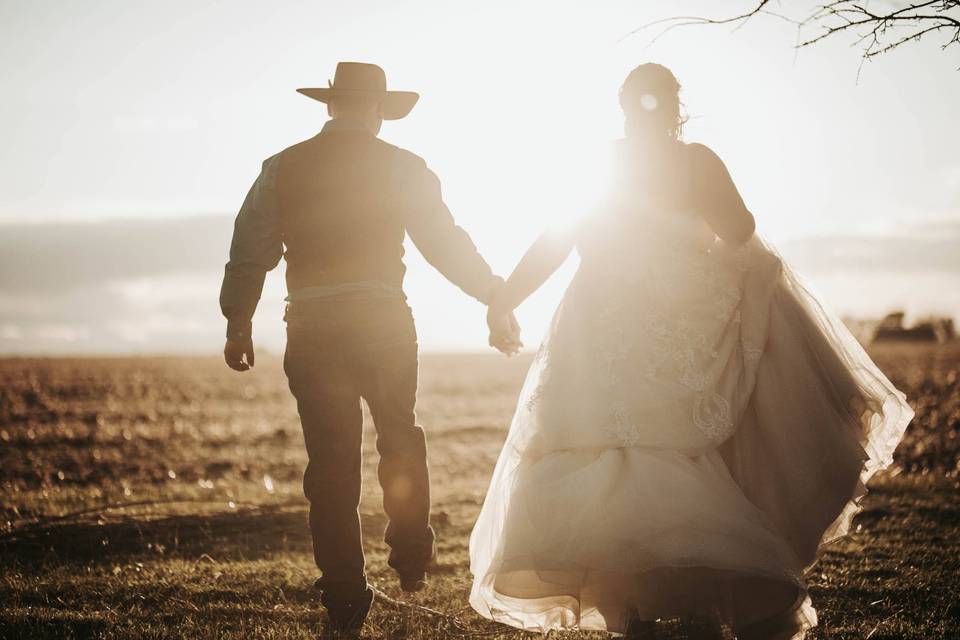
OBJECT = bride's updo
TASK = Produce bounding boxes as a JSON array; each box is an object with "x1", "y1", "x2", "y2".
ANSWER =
[{"x1": 619, "y1": 63, "x2": 687, "y2": 141}]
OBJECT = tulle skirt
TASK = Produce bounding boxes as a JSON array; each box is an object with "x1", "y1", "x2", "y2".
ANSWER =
[{"x1": 468, "y1": 235, "x2": 913, "y2": 638}]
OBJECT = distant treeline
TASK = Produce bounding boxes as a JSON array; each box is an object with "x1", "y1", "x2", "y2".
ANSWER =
[{"x1": 844, "y1": 312, "x2": 956, "y2": 345}]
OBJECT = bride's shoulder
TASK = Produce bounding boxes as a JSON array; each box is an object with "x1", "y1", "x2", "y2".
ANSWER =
[
  {"x1": 682, "y1": 141, "x2": 722, "y2": 164},
  {"x1": 682, "y1": 141, "x2": 738, "y2": 181}
]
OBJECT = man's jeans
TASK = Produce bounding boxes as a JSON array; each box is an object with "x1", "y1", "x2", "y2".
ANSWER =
[{"x1": 284, "y1": 296, "x2": 435, "y2": 600}]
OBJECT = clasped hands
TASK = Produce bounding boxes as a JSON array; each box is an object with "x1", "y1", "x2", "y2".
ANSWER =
[{"x1": 487, "y1": 284, "x2": 523, "y2": 357}]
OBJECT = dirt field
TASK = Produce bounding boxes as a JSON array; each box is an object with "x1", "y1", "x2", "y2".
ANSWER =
[{"x1": 1, "y1": 344, "x2": 958, "y2": 639}]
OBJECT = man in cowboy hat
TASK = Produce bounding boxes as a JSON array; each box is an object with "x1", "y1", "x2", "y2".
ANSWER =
[{"x1": 218, "y1": 62, "x2": 520, "y2": 634}]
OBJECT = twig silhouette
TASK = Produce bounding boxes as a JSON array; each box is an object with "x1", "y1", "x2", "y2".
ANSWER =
[{"x1": 628, "y1": 1, "x2": 960, "y2": 67}]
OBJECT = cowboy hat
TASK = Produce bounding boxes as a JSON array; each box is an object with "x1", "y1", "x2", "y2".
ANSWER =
[{"x1": 297, "y1": 62, "x2": 419, "y2": 121}]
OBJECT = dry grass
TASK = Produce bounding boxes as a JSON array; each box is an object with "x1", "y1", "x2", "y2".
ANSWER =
[{"x1": 1, "y1": 344, "x2": 958, "y2": 639}]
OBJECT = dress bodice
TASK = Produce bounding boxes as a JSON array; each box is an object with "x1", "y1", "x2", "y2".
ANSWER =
[{"x1": 576, "y1": 140, "x2": 716, "y2": 272}]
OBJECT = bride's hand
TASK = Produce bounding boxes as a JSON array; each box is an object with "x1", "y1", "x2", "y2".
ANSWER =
[{"x1": 487, "y1": 308, "x2": 523, "y2": 356}]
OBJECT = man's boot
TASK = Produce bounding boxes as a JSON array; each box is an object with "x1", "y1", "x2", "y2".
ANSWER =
[
  {"x1": 396, "y1": 539, "x2": 437, "y2": 592},
  {"x1": 316, "y1": 579, "x2": 375, "y2": 636}
]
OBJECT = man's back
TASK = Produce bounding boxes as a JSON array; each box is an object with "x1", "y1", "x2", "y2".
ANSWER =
[
  {"x1": 219, "y1": 118, "x2": 500, "y2": 343},
  {"x1": 279, "y1": 127, "x2": 408, "y2": 292}
]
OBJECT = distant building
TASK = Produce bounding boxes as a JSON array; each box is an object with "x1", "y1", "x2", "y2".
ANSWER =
[
  {"x1": 872, "y1": 311, "x2": 956, "y2": 343},
  {"x1": 842, "y1": 316, "x2": 879, "y2": 345}
]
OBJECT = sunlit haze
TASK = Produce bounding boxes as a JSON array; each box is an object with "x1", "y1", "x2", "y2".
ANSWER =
[{"x1": 1, "y1": 0, "x2": 958, "y2": 354}]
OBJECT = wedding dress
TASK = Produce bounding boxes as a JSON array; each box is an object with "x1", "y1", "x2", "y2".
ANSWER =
[{"x1": 468, "y1": 142, "x2": 913, "y2": 638}]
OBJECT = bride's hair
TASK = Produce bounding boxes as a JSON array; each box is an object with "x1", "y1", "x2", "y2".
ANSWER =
[{"x1": 619, "y1": 63, "x2": 687, "y2": 141}]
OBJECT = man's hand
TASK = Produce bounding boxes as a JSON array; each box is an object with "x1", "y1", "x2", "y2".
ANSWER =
[
  {"x1": 224, "y1": 338, "x2": 255, "y2": 372},
  {"x1": 487, "y1": 308, "x2": 523, "y2": 356}
]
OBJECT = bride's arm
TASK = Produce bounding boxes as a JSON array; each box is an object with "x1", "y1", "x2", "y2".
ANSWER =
[
  {"x1": 489, "y1": 228, "x2": 576, "y2": 314},
  {"x1": 688, "y1": 142, "x2": 755, "y2": 246}
]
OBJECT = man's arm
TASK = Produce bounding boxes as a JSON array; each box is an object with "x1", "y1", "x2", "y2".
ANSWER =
[
  {"x1": 398, "y1": 153, "x2": 502, "y2": 304},
  {"x1": 219, "y1": 154, "x2": 284, "y2": 370}
]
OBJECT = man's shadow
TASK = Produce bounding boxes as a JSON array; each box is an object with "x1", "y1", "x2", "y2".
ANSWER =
[{"x1": 0, "y1": 504, "x2": 395, "y2": 567}]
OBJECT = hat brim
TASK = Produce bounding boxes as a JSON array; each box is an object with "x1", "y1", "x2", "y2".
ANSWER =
[{"x1": 296, "y1": 88, "x2": 419, "y2": 120}]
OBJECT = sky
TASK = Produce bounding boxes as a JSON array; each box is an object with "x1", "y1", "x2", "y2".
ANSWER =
[{"x1": 1, "y1": 0, "x2": 958, "y2": 354}]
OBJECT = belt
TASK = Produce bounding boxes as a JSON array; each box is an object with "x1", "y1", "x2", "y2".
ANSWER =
[{"x1": 284, "y1": 280, "x2": 405, "y2": 302}]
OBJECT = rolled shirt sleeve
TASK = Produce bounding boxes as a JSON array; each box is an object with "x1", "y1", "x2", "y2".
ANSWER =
[
  {"x1": 219, "y1": 154, "x2": 284, "y2": 341},
  {"x1": 398, "y1": 153, "x2": 502, "y2": 304}
]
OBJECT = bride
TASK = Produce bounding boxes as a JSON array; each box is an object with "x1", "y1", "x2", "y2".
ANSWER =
[{"x1": 471, "y1": 63, "x2": 914, "y2": 639}]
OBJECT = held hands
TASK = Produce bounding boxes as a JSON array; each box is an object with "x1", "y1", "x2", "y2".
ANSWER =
[
  {"x1": 487, "y1": 307, "x2": 523, "y2": 356},
  {"x1": 486, "y1": 281, "x2": 523, "y2": 356},
  {"x1": 224, "y1": 338, "x2": 255, "y2": 372}
]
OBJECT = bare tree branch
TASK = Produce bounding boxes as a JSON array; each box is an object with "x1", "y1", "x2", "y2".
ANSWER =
[
  {"x1": 622, "y1": 1, "x2": 798, "y2": 44},
  {"x1": 635, "y1": 1, "x2": 960, "y2": 64}
]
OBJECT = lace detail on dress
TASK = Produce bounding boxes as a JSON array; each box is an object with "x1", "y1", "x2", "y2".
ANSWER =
[
  {"x1": 743, "y1": 346, "x2": 764, "y2": 364},
  {"x1": 693, "y1": 392, "x2": 733, "y2": 440},
  {"x1": 550, "y1": 214, "x2": 759, "y2": 447},
  {"x1": 606, "y1": 400, "x2": 641, "y2": 446},
  {"x1": 636, "y1": 245, "x2": 744, "y2": 444},
  {"x1": 525, "y1": 343, "x2": 551, "y2": 412},
  {"x1": 596, "y1": 299, "x2": 639, "y2": 446},
  {"x1": 691, "y1": 252, "x2": 742, "y2": 322},
  {"x1": 525, "y1": 385, "x2": 543, "y2": 412},
  {"x1": 644, "y1": 313, "x2": 736, "y2": 442}
]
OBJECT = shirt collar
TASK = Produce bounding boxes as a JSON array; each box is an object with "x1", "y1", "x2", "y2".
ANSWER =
[{"x1": 321, "y1": 118, "x2": 375, "y2": 135}]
